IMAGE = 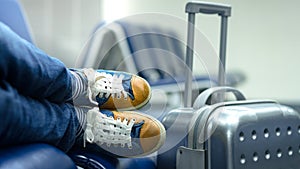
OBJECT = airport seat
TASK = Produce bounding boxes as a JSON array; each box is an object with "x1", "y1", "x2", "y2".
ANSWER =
[{"x1": 77, "y1": 20, "x2": 217, "y2": 93}]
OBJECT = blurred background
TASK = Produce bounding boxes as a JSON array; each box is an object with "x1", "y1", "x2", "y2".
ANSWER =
[{"x1": 19, "y1": 0, "x2": 300, "y2": 102}]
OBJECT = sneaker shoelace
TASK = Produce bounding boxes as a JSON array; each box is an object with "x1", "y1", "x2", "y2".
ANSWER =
[
  {"x1": 84, "y1": 108, "x2": 134, "y2": 149},
  {"x1": 84, "y1": 69, "x2": 128, "y2": 105}
]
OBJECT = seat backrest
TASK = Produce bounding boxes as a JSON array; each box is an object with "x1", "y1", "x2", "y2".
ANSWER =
[
  {"x1": 0, "y1": 0, "x2": 33, "y2": 43},
  {"x1": 117, "y1": 21, "x2": 186, "y2": 85}
]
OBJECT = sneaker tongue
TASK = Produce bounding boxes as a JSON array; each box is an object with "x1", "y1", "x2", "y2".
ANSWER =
[
  {"x1": 96, "y1": 95, "x2": 110, "y2": 105},
  {"x1": 96, "y1": 70, "x2": 135, "y2": 100}
]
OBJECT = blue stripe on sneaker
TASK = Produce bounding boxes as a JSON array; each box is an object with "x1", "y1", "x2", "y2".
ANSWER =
[
  {"x1": 122, "y1": 77, "x2": 135, "y2": 100},
  {"x1": 131, "y1": 121, "x2": 144, "y2": 138},
  {"x1": 100, "y1": 109, "x2": 115, "y2": 118}
]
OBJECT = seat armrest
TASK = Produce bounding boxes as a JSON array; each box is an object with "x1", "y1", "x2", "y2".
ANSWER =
[{"x1": 0, "y1": 144, "x2": 77, "y2": 169}]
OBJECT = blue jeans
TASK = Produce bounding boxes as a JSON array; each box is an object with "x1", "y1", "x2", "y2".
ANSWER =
[{"x1": 0, "y1": 22, "x2": 80, "y2": 152}]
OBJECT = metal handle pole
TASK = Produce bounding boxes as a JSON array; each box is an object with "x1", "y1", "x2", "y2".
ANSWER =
[
  {"x1": 184, "y1": 13, "x2": 196, "y2": 108},
  {"x1": 218, "y1": 15, "x2": 228, "y2": 87}
]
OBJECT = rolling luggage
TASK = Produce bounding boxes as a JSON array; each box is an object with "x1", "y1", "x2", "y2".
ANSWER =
[{"x1": 157, "y1": 1, "x2": 300, "y2": 169}]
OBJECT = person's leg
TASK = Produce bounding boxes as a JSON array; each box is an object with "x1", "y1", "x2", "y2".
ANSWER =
[
  {"x1": 0, "y1": 80, "x2": 81, "y2": 152},
  {"x1": 0, "y1": 22, "x2": 73, "y2": 103}
]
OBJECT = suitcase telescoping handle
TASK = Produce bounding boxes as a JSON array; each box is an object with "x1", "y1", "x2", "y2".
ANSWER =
[
  {"x1": 185, "y1": 1, "x2": 231, "y2": 16},
  {"x1": 183, "y1": 1, "x2": 231, "y2": 107},
  {"x1": 193, "y1": 86, "x2": 246, "y2": 109}
]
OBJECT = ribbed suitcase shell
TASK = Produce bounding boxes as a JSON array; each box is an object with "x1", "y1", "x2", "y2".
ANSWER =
[
  {"x1": 158, "y1": 87, "x2": 300, "y2": 169},
  {"x1": 188, "y1": 100, "x2": 300, "y2": 169}
]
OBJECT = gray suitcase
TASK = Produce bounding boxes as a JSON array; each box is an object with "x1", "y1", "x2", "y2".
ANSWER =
[
  {"x1": 159, "y1": 87, "x2": 300, "y2": 169},
  {"x1": 157, "y1": 1, "x2": 300, "y2": 169}
]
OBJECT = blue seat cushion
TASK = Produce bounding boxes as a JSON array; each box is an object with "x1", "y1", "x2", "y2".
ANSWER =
[{"x1": 0, "y1": 143, "x2": 77, "y2": 169}]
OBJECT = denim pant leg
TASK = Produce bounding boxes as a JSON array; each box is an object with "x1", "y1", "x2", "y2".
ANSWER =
[
  {"x1": 0, "y1": 22, "x2": 73, "y2": 103},
  {"x1": 0, "y1": 80, "x2": 79, "y2": 152}
]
